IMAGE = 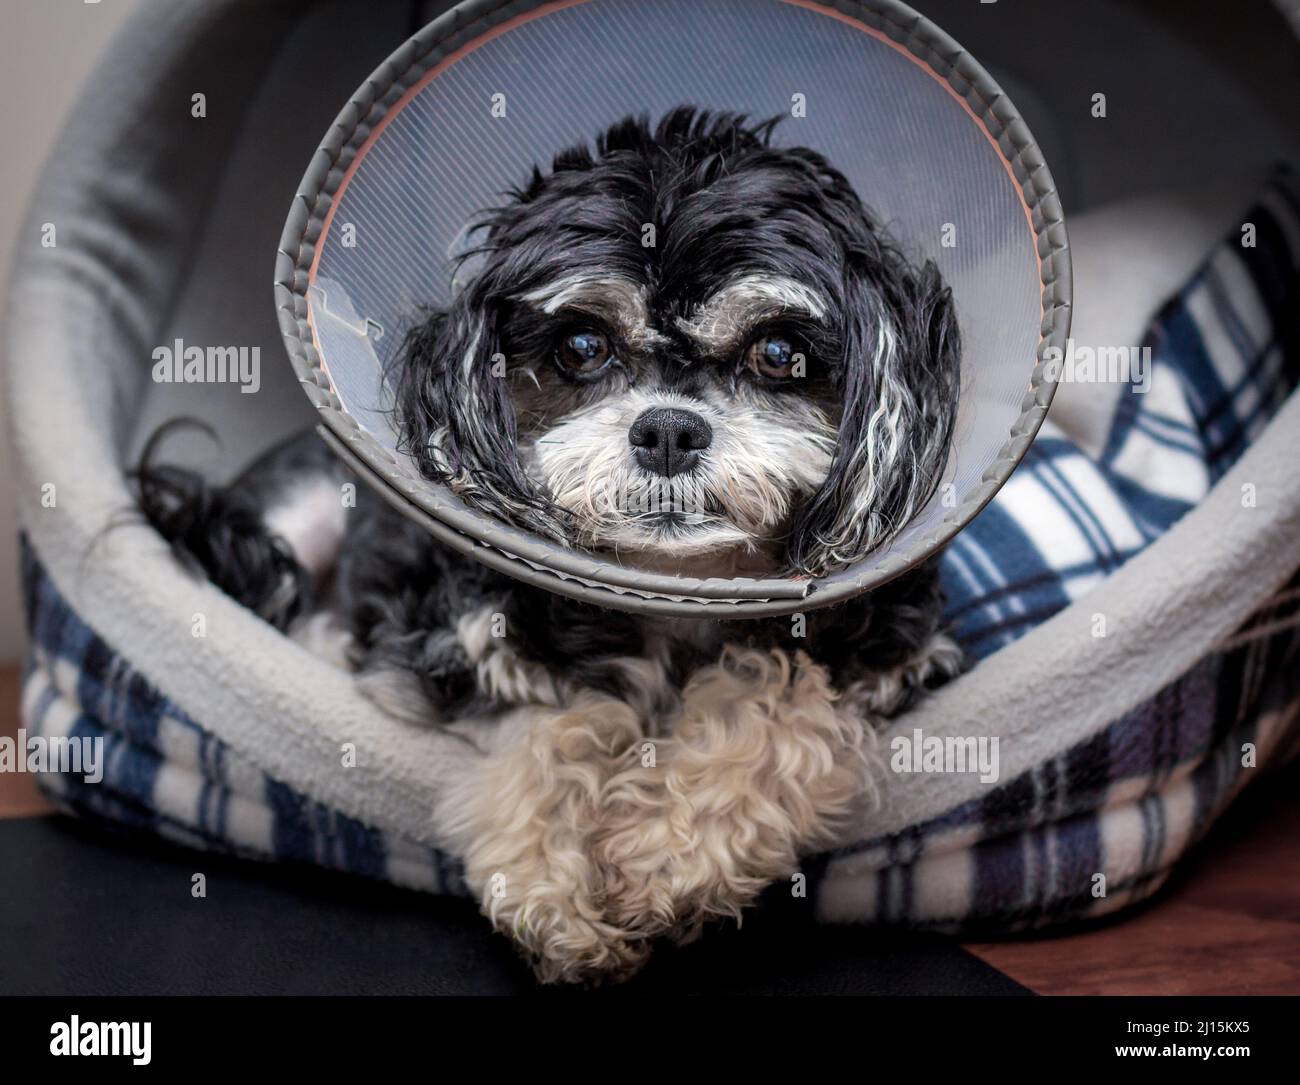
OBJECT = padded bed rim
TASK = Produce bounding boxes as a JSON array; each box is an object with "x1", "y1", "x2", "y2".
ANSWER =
[{"x1": 4, "y1": 0, "x2": 1300, "y2": 848}]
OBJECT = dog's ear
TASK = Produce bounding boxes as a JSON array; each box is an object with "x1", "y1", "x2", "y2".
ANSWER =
[
  {"x1": 393, "y1": 294, "x2": 564, "y2": 537},
  {"x1": 786, "y1": 258, "x2": 960, "y2": 576}
]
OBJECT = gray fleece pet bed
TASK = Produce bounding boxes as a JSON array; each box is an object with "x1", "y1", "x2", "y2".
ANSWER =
[{"x1": 6, "y1": 0, "x2": 1300, "y2": 932}]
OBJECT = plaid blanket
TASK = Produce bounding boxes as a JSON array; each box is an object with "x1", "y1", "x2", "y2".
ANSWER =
[{"x1": 20, "y1": 170, "x2": 1300, "y2": 929}]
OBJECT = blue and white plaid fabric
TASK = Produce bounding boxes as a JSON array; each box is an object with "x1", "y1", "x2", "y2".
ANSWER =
[
  {"x1": 20, "y1": 539, "x2": 467, "y2": 895},
  {"x1": 20, "y1": 170, "x2": 1300, "y2": 928},
  {"x1": 820, "y1": 581, "x2": 1300, "y2": 928},
  {"x1": 945, "y1": 171, "x2": 1300, "y2": 661}
]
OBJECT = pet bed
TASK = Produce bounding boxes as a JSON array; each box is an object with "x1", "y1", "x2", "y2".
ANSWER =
[{"x1": 6, "y1": 0, "x2": 1300, "y2": 935}]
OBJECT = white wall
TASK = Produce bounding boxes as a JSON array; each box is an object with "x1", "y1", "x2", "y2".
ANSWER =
[{"x1": 0, "y1": 0, "x2": 141, "y2": 662}]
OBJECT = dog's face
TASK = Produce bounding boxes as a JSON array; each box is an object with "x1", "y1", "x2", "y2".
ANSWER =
[{"x1": 396, "y1": 109, "x2": 959, "y2": 577}]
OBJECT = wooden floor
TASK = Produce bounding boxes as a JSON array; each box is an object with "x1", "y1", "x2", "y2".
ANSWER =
[
  {"x1": 964, "y1": 765, "x2": 1300, "y2": 994},
  {"x1": 0, "y1": 664, "x2": 52, "y2": 819},
  {"x1": 2, "y1": 660, "x2": 1296, "y2": 994}
]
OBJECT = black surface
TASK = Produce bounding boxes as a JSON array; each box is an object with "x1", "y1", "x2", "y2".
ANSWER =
[{"x1": 0, "y1": 816, "x2": 1028, "y2": 996}]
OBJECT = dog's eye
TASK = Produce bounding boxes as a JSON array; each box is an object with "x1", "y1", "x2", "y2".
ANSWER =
[
  {"x1": 744, "y1": 335, "x2": 803, "y2": 379},
  {"x1": 556, "y1": 330, "x2": 614, "y2": 376}
]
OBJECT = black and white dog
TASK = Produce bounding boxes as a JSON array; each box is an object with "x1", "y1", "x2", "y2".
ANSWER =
[{"x1": 139, "y1": 108, "x2": 963, "y2": 983}]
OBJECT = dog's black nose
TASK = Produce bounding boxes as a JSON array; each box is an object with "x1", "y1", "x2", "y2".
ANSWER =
[{"x1": 628, "y1": 407, "x2": 712, "y2": 477}]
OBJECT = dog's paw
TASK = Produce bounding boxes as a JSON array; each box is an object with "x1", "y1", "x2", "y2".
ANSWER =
[
  {"x1": 843, "y1": 631, "x2": 965, "y2": 719},
  {"x1": 455, "y1": 695, "x2": 654, "y2": 984},
  {"x1": 595, "y1": 646, "x2": 874, "y2": 943},
  {"x1": 480, "y1": 877, "x2": 651, "y2": 985}
]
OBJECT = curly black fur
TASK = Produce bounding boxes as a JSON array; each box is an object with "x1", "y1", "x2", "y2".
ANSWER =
[
  {"x1": 134, "y1": 107, "x2": 963, "y2": 725},
  {"x1": 132, "y1": 424, "x2": 312, "y2": 631}
]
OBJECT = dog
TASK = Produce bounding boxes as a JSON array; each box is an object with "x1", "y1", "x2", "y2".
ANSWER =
[{"x1": 137, "y1": 108, "x2": 964, "y2": 983}]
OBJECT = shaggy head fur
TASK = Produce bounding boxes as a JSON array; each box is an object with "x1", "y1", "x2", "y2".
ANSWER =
[{"x1": 395, "y1": 107, "x2": 960, "y2": 577}]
